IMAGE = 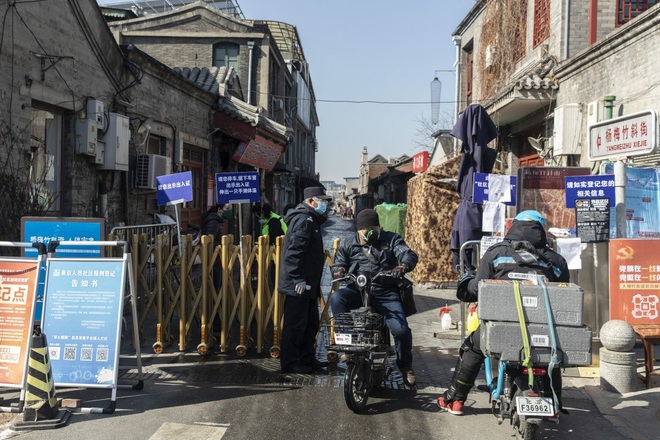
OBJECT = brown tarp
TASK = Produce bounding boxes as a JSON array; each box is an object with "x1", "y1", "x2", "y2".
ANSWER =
[{"x1": 406, "y1": 156, "x2": 461, "y2": 283}]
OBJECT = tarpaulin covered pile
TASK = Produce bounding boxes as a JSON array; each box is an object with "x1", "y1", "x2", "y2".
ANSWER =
[
  {"x1": 375, "y1": 203, "x2": 407, "y2": 237},
  {"x1": 405, "y1": 155, "x2": 461, "y2": 283}
]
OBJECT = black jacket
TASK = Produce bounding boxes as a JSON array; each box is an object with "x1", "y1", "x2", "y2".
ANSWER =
[
  {"x1": 332, "y1": 230, "x2": 418, "y2": 294},
  {"x1": 201, "y1": 212, "x2": 223, "y2": 244},
  {"x1": 278, "y1": 203, "x2": 327, "y2": 298},
  {"x1": 466, "y1": 220, "x2": 570, "y2": 299}
]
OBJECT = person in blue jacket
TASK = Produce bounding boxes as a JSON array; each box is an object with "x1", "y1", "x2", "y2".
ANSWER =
[{"x1": 278, "y1": 187, "x2": 332, "y2": 374}]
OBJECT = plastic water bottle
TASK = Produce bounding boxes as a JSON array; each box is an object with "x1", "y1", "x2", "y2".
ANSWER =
[{"x1": 441, "y1": 302, "x2": 452, "y2": 330}]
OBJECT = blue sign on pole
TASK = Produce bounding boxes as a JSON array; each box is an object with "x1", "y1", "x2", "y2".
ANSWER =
[
  {"x1": 565, "y1": 175, "x2": 615, "y2": 208},
  {"x1": 41, "y1": 259, "x2": 125, "y2": 388},
  {"x1": 472, "y1": 173, "x2": 517, "y2": 205},
  {"x1": 215, "y1": 172, "x2": 261, "y2": 204},
  {"x1": 156, "y1": 171, "x2": 193, "y2": 206},
  {"x1": 21, "y1": 217, "x2": 105, "y2": 321}
]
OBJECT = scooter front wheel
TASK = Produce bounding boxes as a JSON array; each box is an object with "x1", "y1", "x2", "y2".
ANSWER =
[{"x1": 344, "y1": 362, "x2": 369, "y2": 413}]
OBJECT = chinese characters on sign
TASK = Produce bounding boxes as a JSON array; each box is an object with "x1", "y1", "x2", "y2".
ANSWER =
[
  {"x1": 215, "y1": 172, "x2": 260, "y2": 205},
  {"x1": 565, "y1": 175, "x2": 615, "y2": 208},
  {"x1": 412, "y1": 151, "x2": 429, "y2": 174},
  {"x1": 156, "y1": 171, "x2": 193, "y2": 206},
  {"x1": 472, "y1": 173, "x2": 517, "y2": 206},
  {"x1": 589, "y1": 110, "x2": 658, "y2": 160},
  {"x1": 575, "y1": 198, "x2": 610, "y2": 243},
  {"x1": 232, "y1": 137, "x2": 284, "y2": 171},
  {"x1": 0, "y1": 260, "x2": 38, "y2": 387},
  {"x1": 609, "y1": 239, "x2": 660, "y2": 325},
  {"x1": 42, "y1": 259, "x2": 125, "y2": 388}
]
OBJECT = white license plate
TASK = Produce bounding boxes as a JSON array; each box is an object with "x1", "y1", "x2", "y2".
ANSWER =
[
  {"x1": 516, "y1": 396, "x2": 554, "y2": 416},
  {"x1": 334, "y1": 333, "x2": 352, "y2": 345}
]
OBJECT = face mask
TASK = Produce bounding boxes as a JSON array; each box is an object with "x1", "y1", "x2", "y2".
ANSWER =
[
  {"x1": 315, "y1": 201, "x2": 327, "y2": 215},
  {"x1": 362, "y1": 229, "x2": 378, "y2": 246}
]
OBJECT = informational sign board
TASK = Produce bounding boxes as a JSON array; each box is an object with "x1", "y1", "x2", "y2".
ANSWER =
[
  {"x1": 517, "y1": 167, "x2": 590, "y2": 229},
  {"x1": 480, "y1": 236, "x2": 504, "y2": 259},
  {"x1": 575, "y1": 198, "x2": 610, "y2": 243},
  {"x1": 21, "y1": 217, "x2": 105, "y2": 258},
  {"x1": 41, "y1": 259, "x2": 126, "y2": 388},
  {"x1": 21, "y1": 217, "x2": 105, "y2": 321},
  {"x1": 589, "y1": 109, "x2": 658, "y2": 161},
  {"x1": 156, "y1": 171, "x2": 193, "y2": 206},
  {"x1": 609, "y1": 239, "x2": 660, "y2": 325},
  {"x1": 603, "y1": 164, "x2": 660, "y2": 239},
  {"x1": 565, "y1": 175, "x2": 615, "y2": 208},
  {"x1": 473, "y1": 173, "x2": 517, "y2": 206},
  {"x1": 232, "y1": 138, "x2": 284, "y2": 171},
  {"x1": 0, "y1": 259, "x2": 39, "y2": 387},
  {"x1": 215, "y1": 172, "x2": 260, "y2": 205}
]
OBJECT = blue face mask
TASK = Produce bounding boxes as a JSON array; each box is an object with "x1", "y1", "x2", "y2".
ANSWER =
[{"x1": 315, "y1": 201, "x2": 327, "y2": 215}]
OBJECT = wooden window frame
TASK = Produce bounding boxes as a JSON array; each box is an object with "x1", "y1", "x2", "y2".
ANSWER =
[{"x1": 533, "y1": 0, "x2": 551, "y2": 48}]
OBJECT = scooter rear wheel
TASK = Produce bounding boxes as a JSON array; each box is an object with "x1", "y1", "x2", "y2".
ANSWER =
[{"x1": 344, "y1": 362, "x2": 369, "y2": 413}]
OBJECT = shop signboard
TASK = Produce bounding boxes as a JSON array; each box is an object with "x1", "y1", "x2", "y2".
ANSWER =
[
  {"x1": 609, "y1": 239, "x2": 660, "y2": 325},
  {"x1": 412, "y1": 151, "x2": 429, "y2": 174}
]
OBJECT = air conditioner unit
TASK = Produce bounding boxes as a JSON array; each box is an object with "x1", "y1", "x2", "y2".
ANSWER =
[
  {"x1": 553, "y1": 104, "x2": 581, "y2": 156},
  {"x1": 135, "y1": 154, "x2": 170, "y2": 190},
  {"x1": 587, "y1": 100, "x2": 604, "y2": 127}
]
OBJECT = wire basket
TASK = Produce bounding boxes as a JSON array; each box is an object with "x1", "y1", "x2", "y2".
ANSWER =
[{"x1": 324, "y1": 309, "x2": 384, "y2": 353}]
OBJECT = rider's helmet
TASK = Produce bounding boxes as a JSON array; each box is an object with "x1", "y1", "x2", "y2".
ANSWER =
[{"x1": 514, "y1": 210, "x2": 547, "y2": 227}]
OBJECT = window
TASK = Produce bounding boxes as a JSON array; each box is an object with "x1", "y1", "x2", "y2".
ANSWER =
[
  {"x1": 617, "y1": 0, "x2": 659, "y2": 25},
  {"x1": 533, "y1": 0, "x2": 550, "y2": 48},
  {"x1": 213, "y1": 43, "x2": 239, "y2": 70},
  {"x1": 30, "y1": 109, "x2": 61, "y2": 211}
]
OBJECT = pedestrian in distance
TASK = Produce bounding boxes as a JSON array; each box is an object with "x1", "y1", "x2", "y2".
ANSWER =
[
  {"x1": 438, "y1": 210, "x2": 570, "y2": 416},
  {"x1": 278, "y1": 187, "x2": 332, "y2": 374},
  {"x1": 330, "y1": 208, "x2": 419, "y2": 387}
]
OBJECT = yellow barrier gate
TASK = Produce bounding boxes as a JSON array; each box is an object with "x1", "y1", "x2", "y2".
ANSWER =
[{"x1": 119, "y1": 231, "x2": 344, "y2": 358}]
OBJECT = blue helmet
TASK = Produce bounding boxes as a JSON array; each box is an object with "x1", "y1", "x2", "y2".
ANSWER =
[{"x1": 514, "y1": 210, "x2": 547, "y2": 227}]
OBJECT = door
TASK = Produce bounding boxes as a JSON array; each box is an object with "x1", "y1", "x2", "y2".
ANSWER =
[{"x1": 180, "y1": 144, "x2": 204, "y2": 228}]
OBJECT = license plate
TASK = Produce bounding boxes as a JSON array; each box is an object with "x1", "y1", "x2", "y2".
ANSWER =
[
  {"x1": 516, "y1": 396, "x2": 554, "y2": 416},
  {"x1": 334, "y1": 333, "x2": 352, "y2": 345}
]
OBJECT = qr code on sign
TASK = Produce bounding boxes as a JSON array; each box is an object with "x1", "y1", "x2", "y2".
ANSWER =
[
  {"x1": 64, "y1": 347, "x2": 77, "y2": 361},
  {"x1": 80, "y1": 347, "x2": 93, "y2": 361},
  {"x1": 96, "y1": 348, "x2": 109, "y2": 362}
]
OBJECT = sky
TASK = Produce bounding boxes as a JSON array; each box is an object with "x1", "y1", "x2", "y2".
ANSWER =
[
  {"x1": 237, "y1": 0, "x2": 476, "y2": 183},
  {"x1": 98, "y1": 0, "x2": 477, "y2": 183}
]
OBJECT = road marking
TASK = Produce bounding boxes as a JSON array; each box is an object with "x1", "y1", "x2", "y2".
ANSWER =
[{"x1": 149, "y1": 422, "x2": 227, "y2": 439}]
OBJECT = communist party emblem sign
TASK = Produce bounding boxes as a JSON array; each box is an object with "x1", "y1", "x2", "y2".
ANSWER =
[{"x1": 609, "y1": 239, "x2": 660, "y2": 325}]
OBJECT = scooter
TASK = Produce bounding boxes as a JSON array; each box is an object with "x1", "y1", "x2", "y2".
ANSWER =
[
  {"x1": 325, "y1": 271, "x2": 391, "y2": 413},
  {"x1": 484, "y1": 356, "x2": 562, "y2": 440}
]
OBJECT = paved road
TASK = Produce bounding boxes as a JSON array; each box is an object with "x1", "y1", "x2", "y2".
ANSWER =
[{"x1": 0, "y1": 214, "x2": 656, "y2": 439}]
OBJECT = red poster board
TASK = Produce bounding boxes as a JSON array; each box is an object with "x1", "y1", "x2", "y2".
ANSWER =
[
  {"x1": 609, "y1": 239, "x2": 660, "y2": 325},
  {"x1": 0, "y1": 259, "x2": 39, "y2": 387}
]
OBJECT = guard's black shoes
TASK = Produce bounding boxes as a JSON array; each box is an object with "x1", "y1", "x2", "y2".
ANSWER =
[{"x1": 308, "y1": 359, "x2": 329, "y2": 369}]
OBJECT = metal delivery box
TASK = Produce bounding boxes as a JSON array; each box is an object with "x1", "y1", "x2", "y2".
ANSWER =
[
  {"x1": 481, "y1": 320, "x2": 592, "y2": 366},
  {"x1": 477, "y1": 280, "x2": 584, "y2": 326}
]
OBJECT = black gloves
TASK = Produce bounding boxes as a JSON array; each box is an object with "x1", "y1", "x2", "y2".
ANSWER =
[
  {"x1": 392, "y1": 265, "x2": 408, "y2": 279},
  {"x1": 332, "y1": 267, "x2": 346, "y2": 279}
]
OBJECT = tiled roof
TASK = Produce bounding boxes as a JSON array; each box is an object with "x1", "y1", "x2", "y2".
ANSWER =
[
  {"x1": 172, "y1": 65, "x2": 234, "y2": 95},
  {"x1": 173, "y1": 65, "x2": 291, "y2": 142},
  {"x1": 514, "y1": 73, "x2": 558, "y2": 91}
]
